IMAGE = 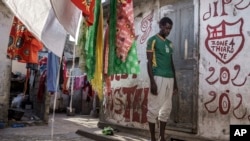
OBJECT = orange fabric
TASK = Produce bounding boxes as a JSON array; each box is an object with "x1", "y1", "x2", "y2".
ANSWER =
[
  {"x1": 7, "y1": 17, "x2": 43, "y2": 63},
  {"x1": 71, "y1": 0, "x2": 95, "y2": 26}
]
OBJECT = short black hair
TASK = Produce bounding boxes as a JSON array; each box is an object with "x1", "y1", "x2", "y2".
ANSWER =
[{"x1": 159, "y1": 17, "x2": 173, "y2": 26}]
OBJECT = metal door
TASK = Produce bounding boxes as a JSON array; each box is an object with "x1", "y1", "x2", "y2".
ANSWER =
[{"x1": 164, "y1": 0, "x2": 198, "y2": 133}]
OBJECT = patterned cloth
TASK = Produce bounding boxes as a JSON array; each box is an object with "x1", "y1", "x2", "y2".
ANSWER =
[
  {"x1": 113, "y1": 41, "x2": 140, "y2": 74},
  {"x1": 39, "y1": 56, "x2": 47, "y2": 74},
  {"x1": 71, "y1": 0, "x2": 95, "y2": 25},
  {"x1": 76, "y1": 0, "x2": 103, "y2": 99},
  {"x1": 7, "y1": 17, "x2": 43, "y2": 63},
  {"x1": 108, "y1": 0, "x2": 140, "y2": 75},
  {"x1": 115, "y1": 0, "x2": 135, "y2": 61},
  {"x1": 103, "y1": 25, "x2": 111, "y2": 93},
  {"x1": 103, "y1": 25, "x2": 109, "y2": 75}
]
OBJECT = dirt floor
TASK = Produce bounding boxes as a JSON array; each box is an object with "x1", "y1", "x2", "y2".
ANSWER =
[{"x1": 0, "y1": 113, "x2": 96, "y2": 141}]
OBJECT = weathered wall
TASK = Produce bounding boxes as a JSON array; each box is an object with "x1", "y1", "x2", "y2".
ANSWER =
[
  {"x1": 102, "y1": 0, "x2": 198, "y2": 132},
  {"x1": 102, "y1": 0, "x2": 159, "y2": 129},
  {"x1": 102, "y1": 0, "x2": 250, "y2": 140},
  {"x1": 0, "y1": 2, "x2": 13, "y2": 122},
  {"x1": 199, "y1": 0, "x2": 250, "y2": 140}
]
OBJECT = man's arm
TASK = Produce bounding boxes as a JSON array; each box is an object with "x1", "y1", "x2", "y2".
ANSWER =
[{"x1": 147, "y1": 51, "x2": 157, "y2": 95}]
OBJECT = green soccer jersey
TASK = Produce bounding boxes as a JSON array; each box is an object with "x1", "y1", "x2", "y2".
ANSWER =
[{"x1": 146, "y1": 34, "x2": 174, "y2": 78}]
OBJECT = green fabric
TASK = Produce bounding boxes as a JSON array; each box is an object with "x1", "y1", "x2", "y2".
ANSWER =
[
  {"x1": 84, "y1": 0, "x2": 101, "y2": 81},
  {"x1": 108, "y1": 1, "x2": 140, "y2": 75},
  {"x1": 147, "y1": 34, "x2": 174, "y2": 78},
  {"x1": 77, "y1": 20, "x2": 88, "y2": 72},
  {"x1": 108, "y1": 0, "x2": 117, "y2": 75},
  {"x1": 112, "y1": 41, "x2": 140, "y2": 74}
]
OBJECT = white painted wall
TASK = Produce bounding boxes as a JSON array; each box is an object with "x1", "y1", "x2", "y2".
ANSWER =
[
  {"x1": 0, "y1": 3, "x2": 13, "y2": 121},
  {"x1": 199, "y1": 0, "x2": 250, "y2": 140},
  {"x1": 103, "y1": 0, "x2": 160, "y2": 129},
  {"x1": 104, "y1": 0, "x2": 250, "y2": 140}
]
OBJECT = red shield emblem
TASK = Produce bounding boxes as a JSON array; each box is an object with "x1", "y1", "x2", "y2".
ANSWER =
[{"x1": 205, "y1": 18, "x2": 244, "y2": 64}]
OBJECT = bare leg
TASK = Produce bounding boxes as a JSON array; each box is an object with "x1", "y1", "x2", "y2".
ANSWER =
[
  {"x1": 148, "y1": 122, "x2": 156, "y2": 141},
  {"x1": 159, "y1": 121, "x2": 166, "y2": 141}
]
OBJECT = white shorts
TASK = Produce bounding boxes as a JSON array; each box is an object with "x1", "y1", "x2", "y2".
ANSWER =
[{"x1": 147, "y1": 76, "x2": 174, "y2": 123}]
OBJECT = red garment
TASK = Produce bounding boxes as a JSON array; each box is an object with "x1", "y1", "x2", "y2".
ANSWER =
[
  {"x1": 82, "y1": 75, "x2": 94, "y2": 97},
  {"x1": 37, "y1": 70, "x2": 47, "y2": 102},
  {"x1": 115, "y1": 0, "x2": 135, "y2": 61},
  {"x1": 71, "y1": 0, "x2": 95, "y2": 26},
  {"x1": 39, "y1": 56, "x2": 47, "y2": 65},
  {"x1": 62, "y1": 57, "x2": 69, "y2": 94},
  {"x1": 103, "y1": 26, "x2": 111, "y2": 94},
  {"x1": 7, "y1": 17, "x2": 43, "y2": 63}
]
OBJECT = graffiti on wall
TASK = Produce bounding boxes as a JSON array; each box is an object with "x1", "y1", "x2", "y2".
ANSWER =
[
  {"x1": 205, "y1": 18, "x2": 244, "y2": 64},
  {"x1": 104, "y1": 74, "x2": 149, "y2": 124},
  {"x1": 204, "y1": 90, "x2": 248, "y2": 120},
  {"x1": 205, "y1": 65, "x2": 249, "y2": 86},
  {"x1": 202, "y1": 0, "x2": 250, "y2": 21},
  {"x1": 103, "y1": 10, "x2": 156, "y2": 125},
  {"x1": 140, "y1": 10, "x2": 154, "y2": 44},
  {"x1": 202, "y1": 0, "x2": 250, "y2": 121}
]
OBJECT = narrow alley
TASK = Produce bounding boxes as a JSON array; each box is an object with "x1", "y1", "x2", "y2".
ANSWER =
[{"x1": 0, "y1": 113, "x2": 149, "y2": 141}]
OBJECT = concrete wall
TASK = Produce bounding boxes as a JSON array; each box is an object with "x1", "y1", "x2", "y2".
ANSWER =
[
  {"x1": 0, "y1": 3, "x2": 13, "y2": 122},
  {"x1": 199, "y1": 0, "x2": 250, "y2": 140},
  {"x1": 102, "y1": 0, "x2": 250, "y2": 140}
]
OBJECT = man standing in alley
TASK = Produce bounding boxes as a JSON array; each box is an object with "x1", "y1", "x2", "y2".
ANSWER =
[{"x1": 146, "y1": 17, "x2": 178, "y2": 141}]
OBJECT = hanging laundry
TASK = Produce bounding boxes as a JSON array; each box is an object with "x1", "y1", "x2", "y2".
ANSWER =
[
  {"x1": 68, "y1": 68, "x2": 83, "y2": 91},
  {"x1": 74, "y1": 75, "x2": 85, "y2": 90},
  {"x1": 26, "y1": 63, "x2": 38, "y2": 70},
  {"x1": 81, "y1": 0, "x2": 101, "y2": 82},
  {"x1": 62, "y1": 57, "x2": 70, "y2": 95},
  {"x1": 47, "y1": 52, "x2": 60, "y2": 93},
  {"x1": 108, "y1": 0, "x2": 140, "y2": 75},
  {"x1": 50, "y1": 0, "x2": 82, "y2": 39},
  {"x1": 37, "y1": 70, "x2": 47, "y2": 102},
  {"x1": 103, "y1": 22, "x2": 111, "y2": 94},
  {"x1": 90, "y1": 0, "x2": 104, "y2": 100},
  {"x1": 71, "y1": 0, "x2": 95, "y2": 26},
  {"x1": 103, "y1": 24, "x2": 109, "y2": 76},
  {"x1": 78, "y1": 19, "x2": 88, "y2": 72},
  {"x1": 39, "y1": 56, "x2": 48, "y2": 74},
  {"x1": 3, "y1": 0, "x2": 68, "y2": 57},
  {"x1": 7, "y1": 17, "x2": 43, "y2": 64},
  {"x1": 116, "y1": 0, "x2": 135, "y2": 61},
  {"x1": 82, "y1": 75, "x2": 94, "y2": 101}
]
